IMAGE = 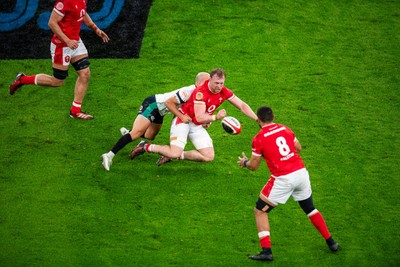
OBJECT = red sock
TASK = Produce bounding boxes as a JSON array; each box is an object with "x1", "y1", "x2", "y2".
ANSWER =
[
  {"x1": 309, "y1": 210, "x2": 331, "y2": 240},
  {"x1": 70, "y1": 101, "x2": 82, "y2": 114},
  {"x1": 20, "y1": 75, "x2": 36, "y2": 85},
  {"x1": 260, "y1": 235, "x2": 271, "y2": 248},
  {"x1": 144, "y1": 143, "x2": 153, "y2": 152}
]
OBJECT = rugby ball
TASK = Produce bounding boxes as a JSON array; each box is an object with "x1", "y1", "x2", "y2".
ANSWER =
[{"x1": 221, "y1": 116, "x2": 242, "y2": 135}]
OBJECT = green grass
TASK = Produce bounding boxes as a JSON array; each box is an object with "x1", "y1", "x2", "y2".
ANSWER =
[{"x1": 1, "y1": 0, "x2": 400, "y2": 266}]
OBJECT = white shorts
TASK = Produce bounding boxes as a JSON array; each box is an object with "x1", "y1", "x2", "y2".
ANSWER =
[
  {"x1": 261, "y1": 168, "x2": 312, "y2": 205},
  {"x1": 169, "y1": 117, "x2": 213, "y2": 150},
  {"x1": 50, "y1": 38, "x2": 88, "y2": 66}
]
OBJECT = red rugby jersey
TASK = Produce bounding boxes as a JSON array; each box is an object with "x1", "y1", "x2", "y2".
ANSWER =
[
  {"x1": 252, "y1": 123, "x2": 305, "y2": 176},
  {"x1": 180, "y1": 80, "x2": 234, "y2": 125},
  {"x1": 51, "y1": 0, "x2": 87, "y2": 45}
]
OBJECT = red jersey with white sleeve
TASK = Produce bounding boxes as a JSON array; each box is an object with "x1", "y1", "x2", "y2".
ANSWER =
[
  {"x1": 180, "y1": 80, "x2": 235, "y2": 125},
  {"x1": 51, "y1": 0, "x2": 87, "y2": 46},
  {"x1": 252, "y1": 123, "x2": 305, "y2": 177}
]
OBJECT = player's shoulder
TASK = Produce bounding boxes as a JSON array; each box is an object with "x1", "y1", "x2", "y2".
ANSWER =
[
  {"x1": 178, "y1": 84, "x2": 196, "y2": 92},
  {"x1": 275, "y1": 123, "x2": 295, "y2": 136},
  {"x1": 176, "y1": 84, "x2": 196, "y2": 102},
  {"x1": 55, "y1": 0, "x2": 73, "y2": 10},
  {"x1": 222, "y1": 86, "x2": 234, "y2": 97}
]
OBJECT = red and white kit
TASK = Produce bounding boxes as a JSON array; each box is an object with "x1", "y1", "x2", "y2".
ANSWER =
[
  {"x1": 252, "y1": 123, "x2": 311, "y2": 205},
  {"x1": 51, "y1": 0, "x2": 88, "y2": 65},
  {"x1": 170, "y1": 79, "x2": 235, "y2": 149}
]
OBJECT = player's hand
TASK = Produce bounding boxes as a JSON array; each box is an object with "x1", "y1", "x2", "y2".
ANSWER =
[
  {"x1": 96, "y1": 29, "x2": 110, "y2": 43},
  {"x1": 180, "y1": 114, "x2": 192, "y2": 124},
  {"x1": 216, "y1": 109, "x2": 227, "y2": 120},
  {"x1": 202, "y1": 122, "x2": 211, "y2": 128},
  {"x1": 67, "y1": 39, "x2": 79, "y2": 50},
  {"x1": 237, "y1": 152, "x2": 248, "y2": 168}
]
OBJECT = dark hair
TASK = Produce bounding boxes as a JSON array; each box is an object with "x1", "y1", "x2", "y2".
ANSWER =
[
  {"x1": 210, "y1": 68, "x2": 226, "y2": 79},
  {"x1": 257, "y1": 106, "x2": 274, "y2": 122}
]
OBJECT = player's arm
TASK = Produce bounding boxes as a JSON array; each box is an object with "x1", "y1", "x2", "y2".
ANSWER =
[
  {"x1": 294, "y1": 139, "x2": 302, "y2": 153},
  {"x1": 48, "y1": 10, "x2": 78, "y2": 49},
  {"x1": 164, "y1": 96, "x2": 192, "y2": 123},
  {"x1": 84, "y1": 13, "x2": 110, "y2": 43},
  {"x1": 237, "y1": 152, "x2": 262, "y2": 171},
  {"x1": 228, "y1": 96, "x2": 258, "y2": 121},
  {"x1": 194, "y1": 102, "x2": 226, "y2": 123}
]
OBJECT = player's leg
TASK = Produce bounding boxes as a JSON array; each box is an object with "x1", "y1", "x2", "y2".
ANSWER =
[
  {"x1": 38, "y1": 43, "x2": 69, "y2": 87},
  {"x1": 182, "y1": 124, "x2": 214, "y2": 162},
  {"x1": 110, "y1": 115, "x2": 151, "y2": 156},
  {"x1": 9, "y1": 43, "x2": 67, "y2": 94},
  {"x1": 37, "y1": 70, "x2": 66, "y2": 87},
  {"x1": 130, "y1": 117, "x2": 188, "y2": 160},
  {"x1": 249, "y1": 194, "x2": 276, "y2": 261},
  {"x1": 101, "y1": 102, "x2": 154, "y2": 171},
  {"x1": 249, "y1": 175, "x2": 293, "y2": 261},
  {"x1": 129, "y1": 115, "x2": 153, "y2": 140},
  {"x1": 69, "y1": 53, "x2": 91, "y2": 119},
  {"x1": 68, "y1": 40, "x2": 93, "y2": 119},
  {"x1": 298, "y1": 196, "x2": 339, "y2": 251},
  {"x1": 143, "y1": 123, "x2": 163, "y2": 140},
  {"x1": 293, "y1": 169, "x2": 339, "y2": 251},
  {"x1": 145, "y1": 120, "x2": 188, "y2": 159},
  {"x1": 182, "y1": 147, "x2": 214, "y2": 162}
]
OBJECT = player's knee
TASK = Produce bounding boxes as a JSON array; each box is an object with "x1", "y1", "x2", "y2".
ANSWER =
[
  {"x1": 78, "y1": 68, "x2": 91, "y2": 82},
  {"x1": 170, "y1": 151, "x2": 183, "y2": 159},
  {"x1": 202, "y1": 154, "x2": 214, "y2": 162},
  {"x1": 170, "y1": 138, "x2": 186, "y2": 151},
  {"x1": 145, "y1": 135, "x2": 156, "y2": 141},
  {"x1": 197, "y1": 148, "x2": 214, "y2": 162},
  {"x1": 73, "y1": 58, "x2": 91, "y2": 81},
  {"x1": 52, "y1": 68, "x2": 68, "y2": 83},
  {"x1": 299, "y1": 195, "x2": 315, "y2": 215},
  {"x1": 129, "y1": 130, "x2": 143, "y2": 140},
  {"x1": 168, "y1": 146, "x2": 184, "y2": 159},
  {"x1": 52, "y1": 79, "x2": 65, "y2": 87},
  {"x1": 50, "y1": 77, "x2": 65, "y2": 87},
  {"x1": 143, "y1": 131, "x2": 157, "y2": 140}
]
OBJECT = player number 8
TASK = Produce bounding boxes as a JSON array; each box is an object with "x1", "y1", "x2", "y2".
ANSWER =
[{"x1": 276, "y1": 136, "x2": 290, "y2": 156}]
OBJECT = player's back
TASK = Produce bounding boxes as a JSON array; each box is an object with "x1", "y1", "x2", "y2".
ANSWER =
[{"x1": 254, "y1": 123, "x2": 305, "y2": 176}]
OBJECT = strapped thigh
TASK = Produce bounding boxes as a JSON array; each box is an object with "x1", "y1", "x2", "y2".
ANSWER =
[
  {"x1": 53, "y1": 68, "x2": 68, "y2": 80},
  {"x1": 256, "y1": 197, "x2": 275, "y2": 213},
  {"x1": 72, "y1": 57, "x2": 90, "y2": 71}
]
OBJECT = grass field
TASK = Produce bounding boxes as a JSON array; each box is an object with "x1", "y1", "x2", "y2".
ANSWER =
[{"x1": 1, "y1": 0, "x2": 400, "y2": 266}]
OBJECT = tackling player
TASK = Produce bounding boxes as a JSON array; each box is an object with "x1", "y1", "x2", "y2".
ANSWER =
[
  {"x1": 129, "y1": 68, "x2": 258, "y2": 165},
  {"x1": 101, "y1": 72, "x2": 210, "y2": 171},
  {"x1": 237, "y1": 106, "x2": 339, "y2": 261},
  {"x1": 9, "y1": 0, "x2": 109, "y2": 120}
]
